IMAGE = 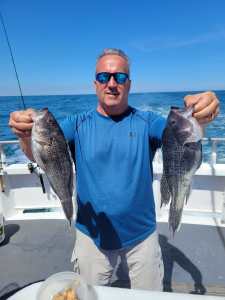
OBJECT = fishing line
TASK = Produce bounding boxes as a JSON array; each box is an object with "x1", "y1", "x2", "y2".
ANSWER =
[
  {"x1": 0, "y1": 10, "x2": 26, "y2": 109},
  {"x1": 0, "y1": 10, "x2": 47, "y2": 193}
]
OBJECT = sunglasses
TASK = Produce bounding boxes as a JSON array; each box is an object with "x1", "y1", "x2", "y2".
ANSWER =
[{"x1": 95, "y1": 72, "x2": 129, "y2": 84}]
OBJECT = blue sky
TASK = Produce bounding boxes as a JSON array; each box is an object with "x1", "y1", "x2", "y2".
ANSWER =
[{"x1": 0, "y1": 0, "x2": 225, "y2": 96}]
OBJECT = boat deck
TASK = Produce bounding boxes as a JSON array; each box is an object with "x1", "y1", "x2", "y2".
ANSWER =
[{"x1": 0, "y1": 219, "x2": 225, "y2": 299}]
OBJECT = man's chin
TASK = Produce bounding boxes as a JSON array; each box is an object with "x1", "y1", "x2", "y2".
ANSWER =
[
  {"x1": 106, "y1": 94, "x2": 119, "y2": 100},
  {"x1": 104, "y1": 97, "x2": 120, "y2": 106}
]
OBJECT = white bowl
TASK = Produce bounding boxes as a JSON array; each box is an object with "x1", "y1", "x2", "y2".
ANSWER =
[{"x1": 37, "y1": 271, "x2": 97, "y2": 300}]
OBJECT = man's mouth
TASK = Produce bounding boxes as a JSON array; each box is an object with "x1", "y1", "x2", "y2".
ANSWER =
[{"x1": 106, "y1": 91, "x2": 119, "y2": 96}]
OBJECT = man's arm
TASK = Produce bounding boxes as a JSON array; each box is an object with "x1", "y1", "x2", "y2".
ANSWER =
[
  {"x1": 148, "y1": 91, "x2": 219, "y2": 150},
  {"x1": 8, "y1": 109, "x2": 35, "y2": 161}
]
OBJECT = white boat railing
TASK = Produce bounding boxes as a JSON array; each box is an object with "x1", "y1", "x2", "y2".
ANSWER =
[
  {"x1": 0, "y1": 139, "x2": 225, "y2": 223},
  {"x1": 0, "y1": 140, "x2": 19, "y2": 170},
  {"x1": 1, "y1": 138, "x2": 225, "y2": 166},
  {"x1": 202, "y1": 137, "x2": 225, "y2": 165}
]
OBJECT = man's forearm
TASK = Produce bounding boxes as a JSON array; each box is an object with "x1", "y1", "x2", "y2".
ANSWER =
[{"x1": 19, "y1": 137, "x2": 35, "y2": 161}]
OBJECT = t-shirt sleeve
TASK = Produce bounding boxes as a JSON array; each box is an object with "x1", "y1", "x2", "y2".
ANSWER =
[
  {"x1": 148, "y1": 112, "x2": 166, "y2": 152},
  {"x1": 60, "y1": 115, "x2": 76, "y2": 142}
]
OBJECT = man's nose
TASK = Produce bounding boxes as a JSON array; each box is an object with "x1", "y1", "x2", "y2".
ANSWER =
[{"x1": 108, "y1": 74, "x2": 117, "y2": 87}]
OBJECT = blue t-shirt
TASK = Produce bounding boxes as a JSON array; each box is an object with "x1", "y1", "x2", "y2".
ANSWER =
[{"x1": 60, "y1": 106, "x2": 166, "y2": 250}]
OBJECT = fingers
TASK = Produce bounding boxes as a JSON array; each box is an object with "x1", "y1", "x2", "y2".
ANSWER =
[
  {"x1": 184, "y1": 91, "x2": 220, "y2": 124},
  {"x1": 8, "y1": 109, "x2": 34, "y2": 138},
  {"x1": 193, "y1": 97, "x2": 219, "y2": 119},
  {"x1": 196, "y1": 106, "x2": 220, "y2": 125},
  {"x1": 9, "y1": 126, "x2": 32, "y2": 138}
]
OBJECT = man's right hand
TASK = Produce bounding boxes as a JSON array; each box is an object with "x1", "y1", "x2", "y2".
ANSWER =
[
  {"x1": 8, "y1": 109, "x2": 35, "y2": 138},
  {"x1": 8, "y1": 109, "x2": 35, "y2": 161}
]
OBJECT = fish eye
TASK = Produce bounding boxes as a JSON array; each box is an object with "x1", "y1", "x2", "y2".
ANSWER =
[
  {"x1": 48, "y1": 119, "x2": 55, "y2": 125},
  {"x1": 170, "y1": 120, "x2": 176, "y2": 125}
]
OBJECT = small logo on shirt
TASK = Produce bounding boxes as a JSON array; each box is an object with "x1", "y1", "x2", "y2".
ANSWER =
[{"x1": 129, "y1": 132, "x2": 136, "y2": 137}]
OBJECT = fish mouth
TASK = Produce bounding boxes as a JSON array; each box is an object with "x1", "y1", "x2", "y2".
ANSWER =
[
  {"x1": 171, "y1": 106, "x2": 194, "y2": 117},
  {"x1": 170, "y1": 106, "x2": 180, "y2": 110},
  {"x1": 32, "y1": 108, "x2": 49, "y2": 121},
  {"x1": 170, "y1": 106, "x2": 194, "y2": 122}
]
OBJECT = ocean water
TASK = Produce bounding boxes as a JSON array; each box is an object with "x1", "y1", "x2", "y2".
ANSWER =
[{"x1": 0, "y1": 90, "x2": 225, "y2": 164}]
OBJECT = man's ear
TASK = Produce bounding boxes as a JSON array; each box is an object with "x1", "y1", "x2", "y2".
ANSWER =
[{"x1": 127, "y1": 79, "x2": 131, "y2": 91}]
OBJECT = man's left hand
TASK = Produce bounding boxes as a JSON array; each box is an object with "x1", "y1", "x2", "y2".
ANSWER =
[{"x1": 184, "y1": 91, "x2": 219, "y2": 124}]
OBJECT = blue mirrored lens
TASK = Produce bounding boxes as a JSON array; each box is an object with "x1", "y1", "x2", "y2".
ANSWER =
[
  {"x1": 114, "y1": 73, "x2": 128, "y2": 84},
  {"x1": 96, "y1": 73, "x2": 110, "y2": 83},
  {"x1": 96, "y1": 72, "x2": 128, "y2": 84}
]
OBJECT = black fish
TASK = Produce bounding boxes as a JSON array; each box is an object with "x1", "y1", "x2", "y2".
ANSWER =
[
  {"x1": 160, "y1": 107, "x2": 202, "y2": 234},
  {"x1": 31, "y1": 108, "x2": 75, "y2": 225}
]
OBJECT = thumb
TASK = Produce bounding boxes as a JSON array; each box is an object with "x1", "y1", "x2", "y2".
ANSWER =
[{"x1": 184, "y1": 94, "x2": 200, "y2": 108}]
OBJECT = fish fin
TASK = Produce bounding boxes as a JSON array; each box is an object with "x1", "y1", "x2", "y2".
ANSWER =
[
  {"x1": 169, "y1": 208, "x2": 182, "y2": 235},
  {"x1": 67, "y1": 218, "x2": 72, "y2": 229},
  {"x1": 160, "y1": 174, "x2": 171, "y2": 207},
  {"x1": 67, "y1": 141, "x2": 75, "y2": 166},
  {"x1": 66, "y1": 218, "x2": 76, "y2": 232},
  {"x1": 185, "y1": 184, "x2": 191, "y2": 204},
  {"x1": 31, "y1": 148, "x2": 46, "y2": 171},
  {"x1": 169, "y1": 199, "x2": 184, "y2": 235},
  {"x1": 67, "y1": 141, "x2": 76, "y2": 196},
  {"x1": 196, "y1": 141, "x2": 203, "y2": 170},
  {"x1": 34, "y1": 135, "x2": 53, "y2": 147}
]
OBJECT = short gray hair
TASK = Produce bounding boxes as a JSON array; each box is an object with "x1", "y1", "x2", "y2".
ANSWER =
[{"x1": 97, "y1": 48, "x2": 130, "y2": 72}]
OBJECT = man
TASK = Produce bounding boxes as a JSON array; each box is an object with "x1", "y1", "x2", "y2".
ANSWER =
[{"x1": 9, "y1": 48, "x2": 219, "y2": 290}]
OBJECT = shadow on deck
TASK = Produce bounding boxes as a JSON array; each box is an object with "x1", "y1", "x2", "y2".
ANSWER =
[{"x1": 0, "y1": 220, "x2": 225, "y2": 299}]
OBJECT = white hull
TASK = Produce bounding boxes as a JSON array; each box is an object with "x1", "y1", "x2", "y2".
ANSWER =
[
  {"x1": 1, "y1": 160, "x2": 225, "y2": 229},
  {"x1": 0, "y1": 140, "x2": 225, "y2": 299}
]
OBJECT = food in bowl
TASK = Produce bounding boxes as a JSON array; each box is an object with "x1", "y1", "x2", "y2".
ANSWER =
[
  {"x1": 37, "y1": 272, "x2": 97, "y2": 300},
  {"x1": 52, "y1": 287, "x2": 78, "y2": 300}
]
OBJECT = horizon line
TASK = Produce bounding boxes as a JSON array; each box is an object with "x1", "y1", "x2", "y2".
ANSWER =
[{"x1": 0, "y1": 89, "x2": 224, "y2": 98}]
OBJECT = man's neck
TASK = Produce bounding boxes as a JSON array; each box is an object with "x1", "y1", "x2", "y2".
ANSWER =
[{"x1": 97, "y1": 104, "x2": 129, "y2": 117}]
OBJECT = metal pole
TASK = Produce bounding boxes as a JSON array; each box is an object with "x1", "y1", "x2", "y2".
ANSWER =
[{"x1": 211, "y1": 140, "x2": 217, "y2": 165}]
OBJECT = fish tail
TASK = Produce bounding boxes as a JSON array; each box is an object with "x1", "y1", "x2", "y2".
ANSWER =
[
  {"x1": 169, "y1": 200, "x2": 184, "y2": 235},
  {"x1": 62, "y1": 198, "x2": 74, "y2": 224},
  {"x1": 66, "y1": 218, "x2": 75, "y2": 232},
  {"x1": 185, "y1": 184, "x2": 191, "y2": 204}
]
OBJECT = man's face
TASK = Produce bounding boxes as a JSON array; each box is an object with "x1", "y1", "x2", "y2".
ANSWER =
[{"x1": 95, "y1": 54, "x2": 131, "y2": 115}]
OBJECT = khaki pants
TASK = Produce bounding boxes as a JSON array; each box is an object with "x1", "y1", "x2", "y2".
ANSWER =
[{"x1": 71, "y1": 229, "x2": 164, "y2": 291}]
